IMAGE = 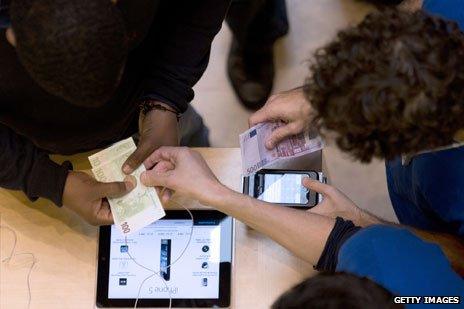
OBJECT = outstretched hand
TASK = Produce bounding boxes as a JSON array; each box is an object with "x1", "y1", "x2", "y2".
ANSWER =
[{"x1": 140, "y1": 147, "x2": 223, "y2": 205}]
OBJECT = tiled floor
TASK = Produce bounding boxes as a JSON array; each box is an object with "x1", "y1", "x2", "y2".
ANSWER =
[{"x1": 193, "y1": 0, "x2": 397, "y2": 222}]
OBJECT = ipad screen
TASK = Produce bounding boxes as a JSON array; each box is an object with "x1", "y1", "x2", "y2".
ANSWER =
[{"x1": 107, "y1": 218, "x2": 225, "y2": 299}]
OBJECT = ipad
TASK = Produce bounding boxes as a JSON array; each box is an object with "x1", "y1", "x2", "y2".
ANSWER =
[{"x1": 96, "y1": 210, "x2": 234, "y2": 308}]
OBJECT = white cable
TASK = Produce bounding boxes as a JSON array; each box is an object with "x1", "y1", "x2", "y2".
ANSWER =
[
  {"x1": 0, "y1": 225, "x2": 37, "y2": 309},
  {"x1": 124, "y1": 196, "x2": 195, "y2": 309}
]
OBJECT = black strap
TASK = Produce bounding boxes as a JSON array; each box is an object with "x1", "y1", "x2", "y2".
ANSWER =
[
  {"x1": 314, "y1": 217, "x2": 362, "y2": 272},
  {"x1": 139, "y1": 100, "x2": 180, "y2": 121}
]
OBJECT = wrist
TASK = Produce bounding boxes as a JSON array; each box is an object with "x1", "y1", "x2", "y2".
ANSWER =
[
  {"x1": 30, "y1": 157, "x2": 72, "y2": 207},
  {"x1": 62, "y1": 171, "x2": 76, "y2": 206},
  {"x1": 202, "y1": 182, "x2": 235, "y2": 208},
  {"x1": 139, "y1": 100, "x2": 180, "y2": 120},
  {"x1": 357, "y1": 208, "x2": 383, "y2": 227}
]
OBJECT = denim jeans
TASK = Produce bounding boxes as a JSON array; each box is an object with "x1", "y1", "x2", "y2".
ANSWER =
[
  {"x1": 178, "y1": 105, "x2": 210, "y2": 147},
  {"x1": 386, "y1": 147, "x2": 464, "y2": 237}
]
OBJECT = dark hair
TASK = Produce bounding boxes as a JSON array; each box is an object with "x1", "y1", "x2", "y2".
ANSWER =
[
  {"x1": 272, "y1": 272, "x2": 403, "y2": 309},
  {"x1": 10, "y1": 0, "x2": 128, "y2": 107},
  {"x1": 305, "y1": 8, "x2": 464, "y2": 162},
  {"x1": 362, "y1": 0, "x2": 404, "y2": 6}
]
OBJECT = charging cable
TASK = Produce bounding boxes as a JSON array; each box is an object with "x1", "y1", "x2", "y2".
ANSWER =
[
  {"x1": 0, "y1": 225, "x2": 37, "y2": 309},
  {"x1": 124, "y1": 193, "x2": 194, "y2": 309}
]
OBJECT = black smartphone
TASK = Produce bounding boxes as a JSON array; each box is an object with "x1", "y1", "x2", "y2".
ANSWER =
[
  {"x1": 160, "y1": 239, "x2": 171, "y2": 281},
  {"x1": 244, "y1": 170, "x2": 321, "y2": 208}
]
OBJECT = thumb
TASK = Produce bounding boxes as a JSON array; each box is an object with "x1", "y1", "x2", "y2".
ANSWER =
[
  {"x1": 266, "y1": 125, "x2": 295, "y2": 149},
  {"x1": 140, "y1": 170, "x2": 172, "y2": 188},
  {"x1": 123, "y1": 139, "x2": 155, "y2": 174},
  {"x1": 302, "y1": 177, "x2": 331, "y2": 196},
  {"x1": 95, "y1": 180, "x2": 135, "y2": 199}
]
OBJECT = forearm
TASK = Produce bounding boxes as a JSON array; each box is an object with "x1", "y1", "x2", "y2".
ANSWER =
[
  {"x1": 0, "y1": 124, "x2": 72, "y2": 206},
  {"x1": 319, "y1": 204, "x2": 383, "y2": 228},
  {"x1": 205, "y1": 184, "x2": 335, "y2": 265}
]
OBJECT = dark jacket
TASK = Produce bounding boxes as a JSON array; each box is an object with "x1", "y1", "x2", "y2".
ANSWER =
[{"x1": 0, "y1": 0, "x2": 229, "y2": 206}]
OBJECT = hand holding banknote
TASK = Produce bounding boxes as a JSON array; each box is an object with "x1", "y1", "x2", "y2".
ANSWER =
[
  {"x1": 122, "y1": 102, "x2": 179, "y2": 175},
  {"x1": 141, "y1": 147, "x2": 221, "y2": 205},
  {"x1": 89, "y1": 137, "x2": 166, "y2": 234},
  {"x1": 62, "y1": 171, "x2": 134, "y2": 226},
  {"x1": 240, "y1": 122, "x2": 323, "y2": 176},
  {"x1": 249, "y1": 87, "x2": 313, "y2": 149}
]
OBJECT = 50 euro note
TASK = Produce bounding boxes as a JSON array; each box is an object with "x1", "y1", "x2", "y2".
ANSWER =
[
  {"x1": 88, "y1": 137, "x2": 165, "y2": 235},
  {"x1": 239, "y1": 122, "x2": 323, "y2": 176}
]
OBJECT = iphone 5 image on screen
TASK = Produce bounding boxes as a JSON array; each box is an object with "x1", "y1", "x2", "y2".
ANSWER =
[
  {"x1": 160, "y1": 239, "x2": 171, "y2": 281},
  {"x1": 252, "y1": 170, "x2": 319, "y2": 208}
]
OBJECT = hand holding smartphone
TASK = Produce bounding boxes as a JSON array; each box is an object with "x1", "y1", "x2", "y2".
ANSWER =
[{"x1": 243, "y1": 169, "x2": 325, "y2": 209}]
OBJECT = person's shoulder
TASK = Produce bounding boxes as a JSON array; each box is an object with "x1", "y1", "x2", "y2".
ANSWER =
[
  {"x1": 339, "y1": 224, "x2": 445, "y2": 265},
  {"x1": 337, "y1": 225, "x2": 464, "y2": 297},
  {"x1": 348, "y1": 224, "x2": 418, "y2": 243}
]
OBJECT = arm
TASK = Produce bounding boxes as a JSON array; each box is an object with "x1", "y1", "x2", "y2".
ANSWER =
[
  {"x1": 304, "y1": 179, "x2": 464, "y2": 276},
  {"x1": 140, "y1": 147, "x2": 336, "y2": 266},
  {"x1": 143, "y1": 147, "x2": 464, "y2": 274},
  {"x1": 209, "y1": 185, "x2": 335, "y2": 265},
  {"x1": 0, "y1": 123, "x2": 71, "y2": 206},
  {"x1": 138, "y1": 0, "x2": 230, "y2": 112},
  {"x1": 0, "y1": 123, "x2": 134, "y2": 225},
  {"x1": 122, "y1": 0, "x2": 230, "y2": 174}
]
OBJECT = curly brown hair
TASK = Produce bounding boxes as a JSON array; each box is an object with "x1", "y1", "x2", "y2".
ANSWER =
[{"x1": 305, "y1": 8, "x2": 464, "y2": 162}]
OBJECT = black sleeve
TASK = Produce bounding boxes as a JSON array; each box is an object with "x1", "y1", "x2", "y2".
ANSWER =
[
  {"x1": 139, "y1": 0, "x2": 230, "y2": 112},
  {"x1": 315, "y1": 217, "x2": 362, "y2": 272},
  {"x1": 0, "y1": 124, "x2": 72, "y2": 206}
]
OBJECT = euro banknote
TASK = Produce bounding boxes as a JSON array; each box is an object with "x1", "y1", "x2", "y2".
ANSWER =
[
  {"x1": 89, "y1": 138, "x2": 165, "y2": 235},
  {"x1": 239, "y1": 122, "x2": 323, "y2": 176}
]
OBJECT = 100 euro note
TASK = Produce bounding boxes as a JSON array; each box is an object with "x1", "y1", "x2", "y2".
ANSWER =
[
  {"x1": 88, "y1": 138, "x2": 165, "y2": 235},
  {"x1": 239, "y1": 122, "x2": 323, "y2": 176}
]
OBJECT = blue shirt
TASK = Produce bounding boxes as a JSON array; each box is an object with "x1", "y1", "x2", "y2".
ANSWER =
[
  {"x1": 424, "y1": 0, "x2": 464, "y2": 29},
  {"x1": 337, "y1": 225, "x2": 464, "y2": 308},
  {"x1": 0, "y1": 0, "x2": 10, "y2": 28},
  {"x1": 386, "y1": 146, "x2": 464, "y2": 237}
]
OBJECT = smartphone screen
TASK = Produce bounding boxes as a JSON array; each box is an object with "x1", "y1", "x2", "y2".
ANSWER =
[
  {"x1": 160, "y1": 239, "x2": 171, "y2": 281},
  {"x1": 256, "y1": 173, "x2": 310, "y2": 204}
]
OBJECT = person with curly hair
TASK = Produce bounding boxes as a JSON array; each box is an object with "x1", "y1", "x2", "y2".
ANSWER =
[
  {"x1": 138, "y1": 146, "x2": 464, "y2": 308},
  {"x1": 250, "y1": 3, "x2": 464, "y2": 237}
]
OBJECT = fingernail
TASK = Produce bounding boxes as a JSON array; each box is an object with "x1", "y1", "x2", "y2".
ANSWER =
[
  {"x1": 266, "y1": 140, "x2": 274, "y2": 149},
  {"x1": 124, "y1": 175, "x2": 137, "y2": 190},
  {"x1": 140, "y1": 172, "x2": 148, "y2": 184},
  {"x1": 122, "y1": 164, "x2": 132, "y2": 174}
]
